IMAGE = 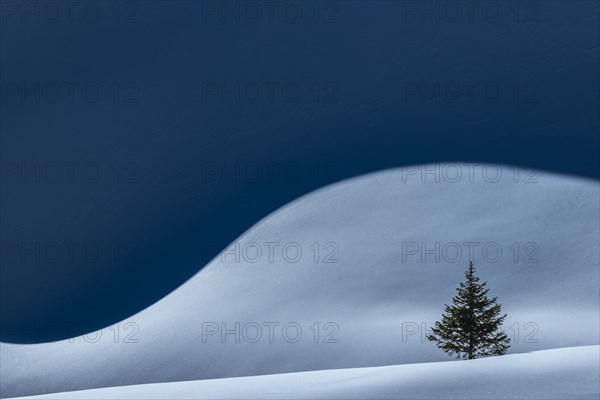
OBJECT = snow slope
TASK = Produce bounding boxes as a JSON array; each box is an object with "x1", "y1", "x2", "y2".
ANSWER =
[
  {"x1": 1, "y1": 164, "x2": 599, "y2": 398},
  {"x1": 8, "y1": 346, "x2": 600, "y2": 400}
]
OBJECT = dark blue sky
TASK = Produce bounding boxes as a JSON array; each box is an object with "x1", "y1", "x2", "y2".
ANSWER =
[{"x1": 1, "y1": 0, "x2": 598, "y2": 342}]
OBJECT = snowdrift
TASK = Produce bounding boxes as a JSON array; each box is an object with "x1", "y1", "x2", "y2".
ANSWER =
[
  {"x1": 2, "y1": 164, "x2": 598, "y2": 398},
  {"x1": 8, "y1": 346, "x2": 600, "y2": 399}
]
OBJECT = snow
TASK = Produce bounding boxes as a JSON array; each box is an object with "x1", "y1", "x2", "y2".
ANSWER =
[
  {"x1": 7, "y1": 346, "x2": 600, "y2": 400},
  {"x1": 1, "y1": 164, "x2": 599, "y2": 398}
]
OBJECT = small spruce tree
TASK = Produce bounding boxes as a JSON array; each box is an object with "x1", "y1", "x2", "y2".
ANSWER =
[{"x1": 427, "y1": 261, "x2": 510, "y2": 359}]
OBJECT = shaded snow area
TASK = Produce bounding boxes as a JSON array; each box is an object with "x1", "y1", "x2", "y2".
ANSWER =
[{"x1": 2, "y1": 165, "x2": 599, "y2": 399}]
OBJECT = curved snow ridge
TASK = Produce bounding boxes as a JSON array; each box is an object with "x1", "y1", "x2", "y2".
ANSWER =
[
  {"x1": 10, "y1": 346, "x2": 600, "y2": 400},
  {"x1": 1, "y1": 165, "x2": 599, "y2": 398}
]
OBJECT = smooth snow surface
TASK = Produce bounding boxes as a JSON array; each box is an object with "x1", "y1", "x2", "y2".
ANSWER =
[
  {"x1": 9, "y1": 346, "x2": 600, "y2": 399},
  {"x1": 2, "y1": 165, "x2": 599, "y2": 398}
]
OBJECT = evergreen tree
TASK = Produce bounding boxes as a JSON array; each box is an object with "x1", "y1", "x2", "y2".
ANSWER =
[{"x1": 427, "y1": 261, "x2": 510, "y2": 359}]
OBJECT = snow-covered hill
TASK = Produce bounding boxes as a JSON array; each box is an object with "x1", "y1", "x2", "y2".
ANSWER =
[
  {"x1": 2, "y1": 164, "x2": 599, "y2": 398},
  {"x1": 8, "y1": 346, "x2": 600, "y2": 400}
]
